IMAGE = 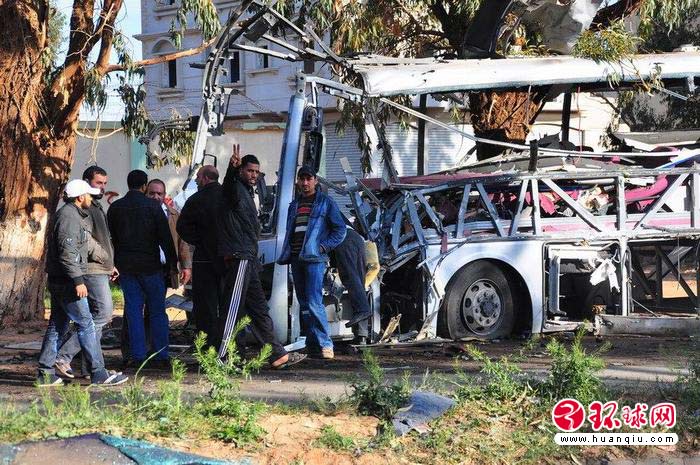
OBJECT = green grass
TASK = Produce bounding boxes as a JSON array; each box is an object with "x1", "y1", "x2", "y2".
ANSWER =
[
  {"x1": 43, "y1": 283, "x2": 124, "y2": 310},
  {"x1": 314, "y1": 425, "x2": 357, "y2": 451},
  {"x1": 0, "y1": 318, "x2": 268, "y2": 446}
]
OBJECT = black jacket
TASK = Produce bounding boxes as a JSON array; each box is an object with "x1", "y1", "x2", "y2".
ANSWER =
[
  {"x1": 217, "y1": 164, "x2": 260, "y2": 260},
  {"x1": 107, "y1": 190, "x2": 177, "y2": 274},
  {"x1": 86, "y1": 199, "x2": 115, "y2": 275},
  {"x1": 176, "y1": 182, "x2": 223, "y2": 265},
  {"x1": 45, "y1": 202, "x2": 91, "y2": 285}
]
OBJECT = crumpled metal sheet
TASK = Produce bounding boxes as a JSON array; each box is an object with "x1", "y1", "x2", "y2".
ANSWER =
[
  {"x1": 392, "y1": 391, "x2": 456, "y2": 436},
  {"x1": 519, "y1": 0, "x2": 605, "y2": 53},
  {"x1": 0, "y1": 433, "x2": 247, "y2": 465}
]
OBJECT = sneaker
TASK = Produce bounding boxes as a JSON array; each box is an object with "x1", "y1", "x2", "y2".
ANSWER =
[
  {"x1": 54, "y1": 361, "x2": 75, "y2": 379},
  {"x1": 36, "y1": 374, "x2": 64, "y2": 387},
  {"x1": 321, "y1": 347, "x2": 334, "y2": 360},
  {"x1": 271, "y1": 352, "x2": 307, "y2": 369},
  {"x1": 93, "y1": 372, "x2": 129, "y2": 387}
]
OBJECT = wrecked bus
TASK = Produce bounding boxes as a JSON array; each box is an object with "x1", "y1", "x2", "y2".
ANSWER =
[{"x1": 175, "y1": 1, "x2": 700, "y2": 345}]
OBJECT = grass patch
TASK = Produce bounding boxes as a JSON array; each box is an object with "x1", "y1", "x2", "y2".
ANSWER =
[
  {"x1": 349, "y1": 350, "x2": 410, "y2": 421},
  {"x1": 314, "y1": 425, "x2": 357, "y2": 451},
  {"x1": 0, "y1": 317, "x2": 268, "y2": 446}
]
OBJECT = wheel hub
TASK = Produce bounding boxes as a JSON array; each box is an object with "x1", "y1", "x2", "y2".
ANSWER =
[{"x1": 461, "y1": 280, "x2": 502, "y2": 334}]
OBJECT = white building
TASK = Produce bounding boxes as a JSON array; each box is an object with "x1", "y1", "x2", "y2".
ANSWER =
[{"x1": 136, "y1": 1, "x2": 622, "y2": 195}]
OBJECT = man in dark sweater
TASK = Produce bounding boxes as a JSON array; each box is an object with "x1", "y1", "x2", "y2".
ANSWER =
[
  {"x1": 38, "y1": 179, "x2": 128, "y2": 386},
  {"x1": 176, "y1": 165, "x2": 224, "y2": 347},
  {"x1": 55, "y1": 166, "x2": 119, "y2": 379},
  {"x1": 217, "y1": 145, "x2": 305, "y2": 369},
  {"x1": 108, "y1": 170, "x2": 177, "y2": 366}
]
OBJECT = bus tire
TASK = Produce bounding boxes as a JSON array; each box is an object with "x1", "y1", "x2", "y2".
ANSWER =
[{"x1": 443, "y1": 261, "x2": 516, "y2": 340}]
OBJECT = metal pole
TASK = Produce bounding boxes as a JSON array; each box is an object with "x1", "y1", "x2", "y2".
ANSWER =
[
  {"x1": 528, "y1": 140, "x2": 538, "y2": 172},
  {"x1": 561, "y1": 92, "x2": 572, "y2": 145},
  {"x1": 417, "y1": 94, "x2": 427, "y2": 175}
]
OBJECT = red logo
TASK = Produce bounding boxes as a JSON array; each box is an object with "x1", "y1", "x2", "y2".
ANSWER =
[
  {"x1": 552, "y1": 399, "x2": 586, "y2": 432},
  {"x1": 649, "y1": 403, "x2": 676, "y2": 428}
]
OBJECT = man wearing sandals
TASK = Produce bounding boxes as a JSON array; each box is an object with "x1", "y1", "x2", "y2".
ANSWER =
[
  {"x1": 217, "y1": 145, "x2": 306, "y2": 369},
  {"x1": 38, "y1": 179, "x2": 128, "y2": 386}
]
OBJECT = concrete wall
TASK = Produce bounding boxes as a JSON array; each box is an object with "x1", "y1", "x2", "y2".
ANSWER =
[{"x1": 71, "y1": 122, "x2": 284, "y2": 205}]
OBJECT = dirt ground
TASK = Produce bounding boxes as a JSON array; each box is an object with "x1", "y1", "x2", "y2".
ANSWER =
[{"x1": 1, "y1": 321, "x2": 697, "y2": 465}]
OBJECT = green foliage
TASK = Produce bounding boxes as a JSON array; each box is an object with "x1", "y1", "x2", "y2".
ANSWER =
[
  {"x1": 0, "y1": 321, "x2": 267, "y2": 446},
  {"x1": 42, "y1": 2, "x2": 66, "y2": 78},
  {"x1": 349, "y1": 350, "x2": 410, "y2": 421},
  {"x1": 170, "y1": 0, "x2": 220, "y2": 48},
  {"x1": 192, "y1": 321, "x2": 270, "y2": 444},
  {"x1": 538, "y1": 328, "x2": 607, "y2": 406},
  {"x1": 84, "y1": 69, "x2": 109, "y2": 113},
  {"x1": 639, "y1": 0, "x2": 700, "y2": 36},
  {"x1": 314, "y1": 425, "x2": 356, "y2": 451},
  {"x1": 572, "y1": 20, "x2": 640, "y2": 62},
  {"x1": 465, "y1": 346, "x2": 533, "y2": 402}
]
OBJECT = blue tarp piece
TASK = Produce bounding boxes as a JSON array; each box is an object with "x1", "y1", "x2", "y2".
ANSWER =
[
  {"x1": 392, "y1": 391, "x2": 456, "y2": 436},
  {"x1": 101, "y1": 435, "x2": 247, "y2": 465},
  {"x1": 0, "y1": 433, "x2": 251, "y2": 465}
]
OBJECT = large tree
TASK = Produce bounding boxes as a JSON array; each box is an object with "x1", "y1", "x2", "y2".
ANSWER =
[
  {"x1": 0, "y1": 0, "x2": 218, "y2": 326},
  {"x1": 285, "y1": 0, "x2": 698, "y2": 160}
]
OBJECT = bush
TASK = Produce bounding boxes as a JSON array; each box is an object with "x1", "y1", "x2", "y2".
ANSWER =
[
  {"x1": 350, "y1": 350, "x2": 410, "y2": 421},
  {"x1": 538, "y1": 327, "x2": 607, "y2": 405},
  {"x1": 465, "y1": 346, "x2": 533, "y2": 402}
]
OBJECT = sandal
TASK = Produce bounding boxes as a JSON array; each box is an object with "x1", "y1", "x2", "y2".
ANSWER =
[{"x1": 272, "y1": 352, "x2": 307, "y2": 369}]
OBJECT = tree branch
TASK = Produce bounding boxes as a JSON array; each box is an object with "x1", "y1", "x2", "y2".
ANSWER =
[
  {"x1": 104, "y1": 36, "x2": 218, "y2": 74},
  {"x1": 591, "y1": 0, "x2": 643, "y2": 29}
]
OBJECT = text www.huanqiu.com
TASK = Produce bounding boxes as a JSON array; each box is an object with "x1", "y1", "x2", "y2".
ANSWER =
[{"x1": 555, "y1": 433, "x2": 678, "y2": 446}]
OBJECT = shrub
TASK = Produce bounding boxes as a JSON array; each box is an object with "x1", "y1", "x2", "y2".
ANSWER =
[{"x1": 350, "y1": 350, "x2": 410, "y2": 421}]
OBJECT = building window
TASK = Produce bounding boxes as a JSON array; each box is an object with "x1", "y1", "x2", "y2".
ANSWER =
[
  {"x1": 255, "y1": 45, "x2": 269, "y2": 69},
  {"x1": 303, "y1": 59, "x2": 314, "y2": 74},
  {"x1": 152, "y1": 40, "x2": 178, "y2": 90},
  {"x1": 230, "y1": 51, "x2": 241, "y2": 83},
  {"x1": 168, "y1": 59, "x2": 177, "y2": 88}
]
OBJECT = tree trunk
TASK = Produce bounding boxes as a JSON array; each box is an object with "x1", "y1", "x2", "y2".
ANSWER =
[
  {"x1": 0, "y1": 0, "x2": 77, "y2": 326},
  {"x1": 469, "y1": 90, "x2": 547, "y2": 160}
]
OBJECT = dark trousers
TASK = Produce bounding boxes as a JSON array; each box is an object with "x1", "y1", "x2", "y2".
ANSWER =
[
  {"x1": 218, "y1": 258, "x2": 286, "y2": 362},
  {"x1": 191, "y1": 261, "x2": 223, "y2": 347},
  {"x1": 334, "y1": 238, "x2": 371, "y2": 338}
]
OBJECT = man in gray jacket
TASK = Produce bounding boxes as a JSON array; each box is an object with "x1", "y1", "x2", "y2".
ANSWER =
[
  {"x1": 55, "y1": 166, "x2": 118, "y2": 379},
  {"x1": 38, "y1": 179, "x2": 128, "y2": 386}
]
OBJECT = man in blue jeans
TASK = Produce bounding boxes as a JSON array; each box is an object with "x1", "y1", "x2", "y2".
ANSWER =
[
  {"x1": 55, "y1": 166, "x2": 119, "y2": 379},
  {"x1": 38, "y1": 179, "x2": 128, "y2": 386},
  {"x1": 277, "y1": 165, "x2": 346, "y2": 359},
  {"x1": 108, "y1": 170, "x2": 177, "y2": 368}
]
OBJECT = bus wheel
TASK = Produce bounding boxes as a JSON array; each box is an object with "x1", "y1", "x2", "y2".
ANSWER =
[{"x1": 444, "y1": 261, "x2": 515, "y2": 340}]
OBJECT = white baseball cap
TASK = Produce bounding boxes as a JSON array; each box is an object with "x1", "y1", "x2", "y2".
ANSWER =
[{"x1": 64, "y1": 179, "x2": 100, "y2": 198}]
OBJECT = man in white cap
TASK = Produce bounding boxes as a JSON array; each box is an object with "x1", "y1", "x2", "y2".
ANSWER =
[{"x1": 37, "y1": 179, "x2": 128, "y2": 386}]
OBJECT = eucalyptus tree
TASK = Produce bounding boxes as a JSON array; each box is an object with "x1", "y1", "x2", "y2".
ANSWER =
[{"x1": 0, "y1": 0, "x2": 219, "y2": 325}]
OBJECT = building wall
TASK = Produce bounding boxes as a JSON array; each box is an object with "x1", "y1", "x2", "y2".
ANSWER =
[{"x1": 71, "y1": 122, "x2": 284, "y2": 205}]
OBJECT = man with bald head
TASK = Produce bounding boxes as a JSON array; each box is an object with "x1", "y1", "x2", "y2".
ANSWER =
[{"x1": 176, "y1": 165, "x2": 223, "y2": 345}]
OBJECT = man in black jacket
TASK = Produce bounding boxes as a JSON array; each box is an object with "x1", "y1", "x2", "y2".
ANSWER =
[
  {"x1": 38, "y1": 179, "x2": 128, "y2": 386},
  {"x1": 217, "y1": 145, "x2": 305, "y2": 368},
  {"x1": 108, "y1": 170, "x2": 177, "y2": 366},
  {"x1": 55, "y1": 166, "x2": 119, "y2": 379},
  {"x1": 176, "y1": 165, "x2": 224, "y2": 346}
]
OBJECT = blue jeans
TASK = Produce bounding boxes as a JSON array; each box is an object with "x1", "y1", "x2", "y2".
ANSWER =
[
  {"x1": 57, "y1": 274, "x2": 113, "y2": 370},
  {"x1": 291, "y1": 260, "x2": 333, "y2": 350},
  {"x1": 120, "y1": 272, "x2": 169, "y2": 361},
  {"x1": 38, "y1": 281, "x2": 107, "y2": 382}
]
